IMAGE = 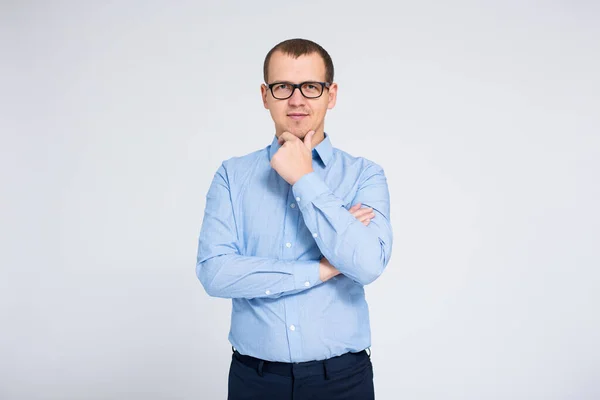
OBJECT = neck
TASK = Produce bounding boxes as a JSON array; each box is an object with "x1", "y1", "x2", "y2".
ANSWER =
[{"x1": 311, "y1": 130, "x2": 325, "y2": 146}]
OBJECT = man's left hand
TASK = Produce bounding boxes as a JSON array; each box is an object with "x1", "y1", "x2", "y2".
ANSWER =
[{"x1": 271, "y1": 130, "x2": 315, "y2": 185}]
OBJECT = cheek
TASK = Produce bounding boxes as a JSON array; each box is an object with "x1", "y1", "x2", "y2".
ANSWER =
[
  {"x1": 267, "y1": 104, "x2": 284, "y2": 120},
  {"x1": 272, "y1": 103, "x2": 287, "y2": 118},
  {"x1": 312, "y1": 103, "x2": 328, "y2": 119}
]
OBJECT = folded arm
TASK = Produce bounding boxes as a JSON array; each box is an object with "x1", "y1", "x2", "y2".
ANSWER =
[
  {"x1": 196, "y1": 163, "x2": 323, "y2": 299},
  {"x1": 292, "y1": 163, "x2": 393, "y2": 285}
]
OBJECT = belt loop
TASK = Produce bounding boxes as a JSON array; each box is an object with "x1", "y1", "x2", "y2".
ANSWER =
[
  {"x1": 366, "y1": 347, "x2": 371, "y2": 358},
  {"x1": 323, "y1": 359, "x2": 330, "y2": 380},
  {"x1": 257, "y1": 360, "x2": 264, "y2": 377}
]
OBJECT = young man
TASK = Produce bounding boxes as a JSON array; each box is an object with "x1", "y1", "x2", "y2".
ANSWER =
[{"x1": 196, "y1": 38, "x2": 393, "y2": 399}]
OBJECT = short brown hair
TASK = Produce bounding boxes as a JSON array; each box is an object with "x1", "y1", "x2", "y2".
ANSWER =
[{"x1": 263, "y1": 38, "x2": 334, "y2": 84}]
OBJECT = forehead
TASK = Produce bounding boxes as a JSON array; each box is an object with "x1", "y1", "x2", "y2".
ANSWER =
[{"x1": 268, "y1": 51, "x2": 326, "y2": 83}]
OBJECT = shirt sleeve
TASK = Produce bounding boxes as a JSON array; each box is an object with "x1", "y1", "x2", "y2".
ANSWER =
[
  {"x1": 291, "y1": 163, "x2": 393, "y2": 285},
  {"x1": 196, "y1": 163, "x2": 323, "y2": 299}
]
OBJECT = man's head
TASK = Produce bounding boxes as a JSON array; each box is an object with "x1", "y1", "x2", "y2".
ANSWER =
[{"x1": 261, "y1": 38, "x2": 338, "y2": 140}]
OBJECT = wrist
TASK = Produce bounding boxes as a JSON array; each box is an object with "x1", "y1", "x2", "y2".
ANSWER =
[
  {"x1": 319, "y1": 257, "x2": 339, "y2": 282},
  {"x1": 290, "y1": 169, "x2": 313, "y2": 186}
]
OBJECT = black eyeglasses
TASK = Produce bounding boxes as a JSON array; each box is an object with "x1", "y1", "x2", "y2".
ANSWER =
[{"x1": 266, "y1": 81, "x2": 331, "y2": 100}]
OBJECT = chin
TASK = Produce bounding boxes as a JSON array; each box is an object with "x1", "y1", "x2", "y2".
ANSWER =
[
  {"x1": 291, "y1": 125, "x2": 312, "y2": 136},
  {"x1": 291, "y1": 130, "x2": 306, "y2": 138},
  {"x1": 277, "y1": 120, "x2": 313, "y2": 137},
  {"x1": 278, "y1": 127, "x2": 302, "y2": 138}
]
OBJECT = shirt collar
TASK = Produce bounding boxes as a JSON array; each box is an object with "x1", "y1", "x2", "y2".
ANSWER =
[{"x1": 268, "y1": 132, "x2": 333, "y2": 167}]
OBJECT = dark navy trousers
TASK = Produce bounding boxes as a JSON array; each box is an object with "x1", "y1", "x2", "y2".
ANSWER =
[{"x1": 227, "y1": 348, "x2": 375, "y2": 399}]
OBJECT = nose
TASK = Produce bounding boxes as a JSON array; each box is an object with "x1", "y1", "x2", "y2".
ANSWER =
[{"x1": 287, "y1": 87, "x2": 306, "y2": 107}]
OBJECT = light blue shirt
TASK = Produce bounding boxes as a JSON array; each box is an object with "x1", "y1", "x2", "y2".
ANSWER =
[{"x1": 196, "y1": 133, "x2": 393, "y2": 362}]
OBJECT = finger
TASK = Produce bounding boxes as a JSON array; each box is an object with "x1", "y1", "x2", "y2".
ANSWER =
[
  {"x1": 277, "y1": 132, "x2": 290, "y2": 145},
  {"x1": 355, "y1": 213, "x2": 372, "y2": 225},
  {"x1": 351, "y1": 208, "x2": 373, "y2": 219},
  {"x1": 304, "y1": 130, "x2": 315, "y2": 150},
  {"x1": 357, "y1": 212, "x2": 368, "y2": 219},
  {"x1": 348, "y1": 203, "x2": 362, "y2": 212},
  {"x1": 277, "y1": 131, "x2": 297, "y2": 145},
  {"x1": 351, "y1": 212, "x2": 373, "y2": 222},
  {"x1": 357, "y1": 212, "x2": 375, "y2": 223}
]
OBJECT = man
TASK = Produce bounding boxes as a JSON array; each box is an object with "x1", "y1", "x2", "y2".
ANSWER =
[{"x1": 196, "y1": 38, "x2": 393, "y2": 399}]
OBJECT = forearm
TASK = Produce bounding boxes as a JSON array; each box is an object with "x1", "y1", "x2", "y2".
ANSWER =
[
  {"x1": 292, "y1": 172, "x2": 393, "y2": 285},
  {"x1": 197, "y1": 163, "x2": 324, "y2": 299},
  {"x1": 196, "y1": 253, "x2": 322, "y2": 299}
]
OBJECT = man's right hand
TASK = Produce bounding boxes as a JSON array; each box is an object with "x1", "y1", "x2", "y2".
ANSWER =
[
  {"x1": 319, "y1": 257, "x2": 340, "y2": 282},
  {"x1": 348, "y1": 203, "x2": 376, "y2": 226},
  {"x1": 318, "y1": 203, "x2": 374, "y2": 282}
]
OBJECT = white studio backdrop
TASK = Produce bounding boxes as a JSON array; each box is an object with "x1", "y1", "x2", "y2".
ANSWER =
[{"x1": 1, "y1": 1, "x2": 598, "y2": 399}]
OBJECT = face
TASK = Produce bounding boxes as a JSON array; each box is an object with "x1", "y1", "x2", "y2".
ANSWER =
[{"x1": 261, "y1": 51, "x2": 337, "y2": 139}]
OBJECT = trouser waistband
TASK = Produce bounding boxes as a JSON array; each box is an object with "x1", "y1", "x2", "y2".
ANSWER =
[{"x1": 232, "y1": 347, "x2": 371, "y2": 379}]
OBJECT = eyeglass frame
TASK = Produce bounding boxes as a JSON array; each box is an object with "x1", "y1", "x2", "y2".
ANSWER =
[{"x1": 265, "y1": 81, "x2": 332, "y2": 100}]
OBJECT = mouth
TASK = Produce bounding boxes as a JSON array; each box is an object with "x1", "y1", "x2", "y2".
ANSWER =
[{"x1": 287, "y1": 113, "x2": 309, "y2": 121}]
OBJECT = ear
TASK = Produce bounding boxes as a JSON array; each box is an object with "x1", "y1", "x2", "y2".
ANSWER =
[
  {"x1": 261, "y1": 84, "x2": 269, "y2": 109},
  {"x1": 327, "y1": 82, "x2": 338, "y2": 110}
]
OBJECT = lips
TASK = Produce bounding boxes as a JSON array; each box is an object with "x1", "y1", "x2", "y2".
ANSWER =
[{"x1": 288, "y1": 113, "x2": 308, "y2": 120}]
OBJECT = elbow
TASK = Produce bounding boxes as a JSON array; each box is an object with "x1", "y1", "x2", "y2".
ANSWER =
[
  {"x1": 200, "y1": 280, "x2": 223, "y2": 298},
  {"x1": 353, "y1": 261, "x2": 385, "y2": 285},
  {"x1": 197, "y1": 271, "x2": 219, "y2": 297},
  {"x1": 199, "y1": 277, "x2": 229, "y2": 298},
  {"x1": 196, "y1": 259, "x2": 228, "y2": 298},
  {"x1": 349, "y1": 238, "x2": 391, "y2": 285}
]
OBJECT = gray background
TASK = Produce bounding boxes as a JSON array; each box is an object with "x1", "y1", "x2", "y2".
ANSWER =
[{"x1": 1, "y1": 1, "x2": 599, "y2": 399}]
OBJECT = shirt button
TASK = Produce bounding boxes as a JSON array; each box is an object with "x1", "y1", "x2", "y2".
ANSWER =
[
  {"x1": 312, "y1": 233, "x2": 318, "y2": 238},
  {"x1": 295, "y1": 197, "x2": 301, "y2": 202},
  {"x1": 285, "y1": 242, "x2": 292, "y2": 248},
  {"x1": 289, "y1": 325, "x2": 296, "y2": 331},
  {"x1": 304, "y1": 281, "x2": 310, "y2": 287},
  {"x1": 290, "y1": 203, "x2": 296, "y2": 208},
  {"x1": 265, "y1": 290, "x2": 271, "y2": 295}
]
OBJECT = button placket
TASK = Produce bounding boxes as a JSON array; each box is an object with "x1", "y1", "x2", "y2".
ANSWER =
[
  {"x1": 282, "y1": 187, "x2": 298, "y2": 259},
  {"x1": 282, "y1": 186, "x2": 303, "y2": 361}
]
